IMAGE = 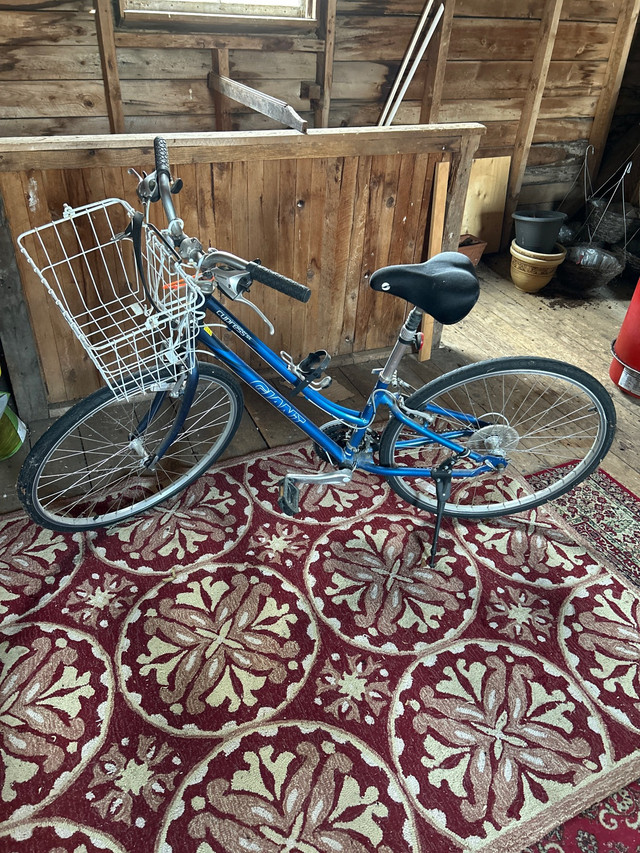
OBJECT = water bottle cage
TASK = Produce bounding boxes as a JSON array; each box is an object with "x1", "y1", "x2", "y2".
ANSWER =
[{"x1": 286, "y1": 350, "x2": 332, "y2": 396}]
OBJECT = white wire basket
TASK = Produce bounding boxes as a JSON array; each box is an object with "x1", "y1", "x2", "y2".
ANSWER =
[{"x1": 17, "y1": 198, "x2": 204, "y2": 400}]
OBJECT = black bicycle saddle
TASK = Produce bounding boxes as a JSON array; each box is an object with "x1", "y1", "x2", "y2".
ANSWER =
[{"x1": 369, "y1": 251, "x2": 480, "y2": 324}]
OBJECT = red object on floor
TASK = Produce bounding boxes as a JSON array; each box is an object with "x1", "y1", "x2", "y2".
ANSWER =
[{"x1": 610, "y1": 278, "x2": 640, "y2": 398}]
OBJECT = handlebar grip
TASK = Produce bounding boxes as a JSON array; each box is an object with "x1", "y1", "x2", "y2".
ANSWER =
[
  {"x1": 154, "y1": 136, "x2": 171, "y2": 178},
  {"x1": 246, "y1": 262, "x2": 311, "y2": 303}
]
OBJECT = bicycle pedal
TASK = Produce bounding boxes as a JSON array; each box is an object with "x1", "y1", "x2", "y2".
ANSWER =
[{"x1": 277, "y1": 478, "x2": 300, "y2": 516}]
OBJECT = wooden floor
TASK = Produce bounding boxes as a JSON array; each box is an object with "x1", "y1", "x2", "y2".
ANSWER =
[{"x1": 1, "y1": 256, "x2": 638, "y2": 516}]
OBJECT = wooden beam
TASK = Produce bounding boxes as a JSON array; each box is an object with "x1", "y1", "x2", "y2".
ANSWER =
[
  {"x1": 94, "y1": 0, "x2": 125, "y2": 134},
  {"x1": 208, "y1": 72, "x2": 307, "y2": 132},
  {"x1": 115, "y1": 31, "x2": 323, "y2": 53},
  {"x1": 315, "y1": 0, "x2": 337, "y2": 127},
  {"x1": 442, "y1": 129, "x2": 484, "y2": 252},
  {"x1": 211, "y1": 49, "x2": 232, "y2": 131},
  {"x1": 0, "y1": 184, "x2": 49, "y2": 423},
  {"x1": 0, "y1": 124, "x2": 486, "y2": 172},
  {"x1": 590, "y1": 0, "x2": 640, "y2": 181},
  {"x1": 419, "y1": 0, "x2": 456, "y2": 123},
  {"x1": 500, "y1": 0, "x2": 564, "y2": 250}
]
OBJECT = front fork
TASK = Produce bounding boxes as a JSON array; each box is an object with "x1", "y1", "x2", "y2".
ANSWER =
[{"x1": 130, "y1": 350, "x2": 200, "y2": 469}]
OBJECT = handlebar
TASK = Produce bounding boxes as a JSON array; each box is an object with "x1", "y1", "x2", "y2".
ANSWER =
[
  {"x1": 153, "y1": 136, "x2": 184, "y2": 242},
  {"x1": 246, "y1": 261, "x2": 311, "y2": 303}
]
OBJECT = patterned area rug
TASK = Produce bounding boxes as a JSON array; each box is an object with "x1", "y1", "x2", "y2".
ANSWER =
[{"x1": 1, "y1": 445, "x2": 640, "y2": 853}]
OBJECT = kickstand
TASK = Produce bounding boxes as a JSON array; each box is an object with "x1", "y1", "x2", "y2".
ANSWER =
[{"x1": 429, "y1": 461, "x2": 453, "y2": 567}]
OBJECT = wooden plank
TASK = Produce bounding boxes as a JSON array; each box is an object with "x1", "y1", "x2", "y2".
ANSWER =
[
  {"x1": 446, "y1": 19, "x2": 614, "y2": 62},
  {"x1": 119, "y1": 79, "x2": 221, "y2": 116},
  {"x1": 0, "y1": 179, "x2": 49, "y2": 423},
  {"x1": 439, "y1": 94, "x2": 600, "y2": 122},
  {"x1": 320, "y1": 158, "x2": 348, "y2": 356},
  {"x1": 0, "y1": 11, "x2": 97, "y2": 46},
  {"x1": 302, "y1": 158, "x2": 328, "y2": 352},
  {"x1": 0, "y1": 46, "x2": 102, "y2": 80},
  {"x1": 587, "y1": 0, "x2": 640, "y2": 180},
  {"x1": 340, "y1": 155, "x2": 372, "y2": 355},
  {"x1": 442, "y1": 60, "x2": 606, "y2": 99},
  {"x1": 315, "y1": 0, "x2": 338, "y2": 127},
  {"x1": 0, "y1": 117, "x2": 112, "y2": 138},
  {"x1": 339, "y1": 0, "x2": 620, "y2": 19},
  {"x1": 212, "y1": 49, "x2": 232, "y2": 131},
  {"x1": 0, "y1": 82, "x2": 107, "y2": 119},
  {"x1": 115, "y1": 31, "x2": 323, "y2": 53},
  {"x1": 420, "y1": 0, "x2": 456, "y2": 123},
  {"x1": 419, "y1": 157, "x2": 449, "y2": 362},
  {"x1": 442, "y1": 130, "x2": 484, "y2": 252},
  {"x1": 461, "y1": 156, "x2": 511, "y2": 254},
  {"x1": 363, "y1": 154, "x2": 403, "y2": 351},
  {"x1": 208, "y1": 72, "x2": 308, "y2": 132},
  {"x1": 501, "y1": 0, "x2": 564, "y2": 250},
  {"x1": 0, "y1": 125, "x2": 484, "y2": 172},
  {"x1": 94, "y1": 0, "x2": 125, "y2": 134}
]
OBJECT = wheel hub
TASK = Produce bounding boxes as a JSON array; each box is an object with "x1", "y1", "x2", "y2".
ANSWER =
[{"x1": 467, "y1": 424, "x2": 520, "y2": 455}]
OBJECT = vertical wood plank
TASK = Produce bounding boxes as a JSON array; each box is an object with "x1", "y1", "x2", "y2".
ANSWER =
[
  {"x1": 340, "y1": 155, "x2": 371, "y2": 356},
  {"x1": 364, "y1": 154, "x2": 404, "y2": 351},
  {"x1": 291, "y1": 157, "x2": 313, "y2": 361},
  {"x1": 315, "y1": 0, "x2": 338, "y2": 128},
  {"x1": 419, "y1": 156, "x2": 450, "y2": 361},
  {"x1": 443, "y1": 133, "x2": 483, "y2": 252},
  {"x1": 500, "y1": 0, "x2": 565, "y2": 250},
  {"x1": 461, "y1": 156, "x2": 511, "y2": 254},
  {"x1": 276, "y1": 159, "x2": 297, "y2": 358},
  {"x1": 328, "y1": 156, "x2": 357, "y2": 356},
  {"x1": 212, "y1": 49, "x2": 232, "y2": 132},
  {"x1": 301, "y1": 157, "x2": 328, "y2": 353},
  {"x1": 318, "y1": 156, "x2": 344, "y2": 356},
  {"x1": 420, "y1": 0, "x2": 456, "y2": 124},
  {"x1": 94, "y1": 0, "x2": 125, "y2": 134}
]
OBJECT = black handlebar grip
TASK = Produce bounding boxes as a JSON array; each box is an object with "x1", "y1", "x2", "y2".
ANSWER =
[
  {"x1": 246, "y1": 262, "x2": 312, "y2": 303},
  {"x1": 154, "y1": 136, "x2": 171, "y2": 178}
]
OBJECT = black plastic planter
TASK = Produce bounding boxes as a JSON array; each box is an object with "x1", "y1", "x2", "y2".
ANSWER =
[{"x1": 512, "y1": 210, "x2": 568, "y2": 254}]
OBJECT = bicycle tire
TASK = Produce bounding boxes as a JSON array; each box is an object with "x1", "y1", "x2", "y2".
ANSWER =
[
  {"x1": 18, "y1": 363, "x2": 244, "y2": 532},
  {"x1": 379, "y1": 356, "x2": 616, "y2": 518}
]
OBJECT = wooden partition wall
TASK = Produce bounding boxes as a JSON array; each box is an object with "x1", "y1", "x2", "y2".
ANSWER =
[{"x1": 0, "y1": 124, "x2": 483, "y2": 418}]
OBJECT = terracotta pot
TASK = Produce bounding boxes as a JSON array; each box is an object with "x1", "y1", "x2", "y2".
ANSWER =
[{"x1": 509, "y1": 242, "x2": 566, "y2": 292}]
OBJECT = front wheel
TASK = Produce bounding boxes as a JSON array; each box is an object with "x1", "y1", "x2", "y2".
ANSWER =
[
  {"x1": 18, "y1": 363, "x2": 244, "y2": 531},
  {"x1": 379, "y1": 356, "x2": 616, "y2": 518}
]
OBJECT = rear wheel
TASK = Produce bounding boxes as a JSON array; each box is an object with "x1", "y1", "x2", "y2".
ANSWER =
[
  {"x1": 18, "y1": 363, "x2": 243, "y2": 531},
  {"x1": 379, "y1": 356, "x2": 616, "y2": 518}
]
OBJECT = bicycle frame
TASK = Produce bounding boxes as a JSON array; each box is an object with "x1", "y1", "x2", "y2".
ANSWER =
[{"x1": 151, "y1": 292, "x2": 504, "y2": 481}]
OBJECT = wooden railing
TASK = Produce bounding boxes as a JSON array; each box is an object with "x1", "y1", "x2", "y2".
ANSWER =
[{"x1": 0, "y1": 124, "x2": 483, "y2": 415}]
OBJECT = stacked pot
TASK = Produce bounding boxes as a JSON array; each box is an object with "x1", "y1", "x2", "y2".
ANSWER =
[{"x1": 510, "y1": 210, "x2": 567, "y2": 292}]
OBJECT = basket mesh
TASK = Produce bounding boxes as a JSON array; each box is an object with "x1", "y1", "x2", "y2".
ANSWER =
[{"x1": 17, "y1": 199, "x2": 204, "y2": 399}]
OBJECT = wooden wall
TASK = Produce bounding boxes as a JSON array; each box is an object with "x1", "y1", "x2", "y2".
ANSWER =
[
  {"x1": 0, "y1": 125, "x2": 482, "y2": 411},
  {"x1": 1, "y1": 0, "x2": 639, "y2": 214}
]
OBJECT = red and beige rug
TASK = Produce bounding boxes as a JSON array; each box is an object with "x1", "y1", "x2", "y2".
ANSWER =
[{"x1": 1, "y1": 444, "x2": 640, "y2": 852}]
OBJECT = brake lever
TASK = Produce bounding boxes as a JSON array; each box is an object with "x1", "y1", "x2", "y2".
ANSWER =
[{"x1": 234, "y1": 295, "x2": 275, "y2": 336}]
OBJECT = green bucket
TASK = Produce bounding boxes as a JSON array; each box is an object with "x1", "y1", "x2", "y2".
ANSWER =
[{"x1": 0, "y1": 393, "x2": 26, "y2": 460}]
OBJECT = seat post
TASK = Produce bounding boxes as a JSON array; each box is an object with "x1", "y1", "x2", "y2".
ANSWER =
[{"x1": 378, "y1": 306, "x2": 423, "y2": 383}]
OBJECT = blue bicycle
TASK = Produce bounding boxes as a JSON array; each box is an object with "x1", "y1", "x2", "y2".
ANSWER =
[{"x1": 17, "y1": 137, "x2": 616, "y2": 562}]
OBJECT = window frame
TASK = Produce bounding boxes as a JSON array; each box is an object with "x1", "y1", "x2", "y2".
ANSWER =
[{"x1": 118, "y1": 0, "x2": 317, "y2": 27}]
